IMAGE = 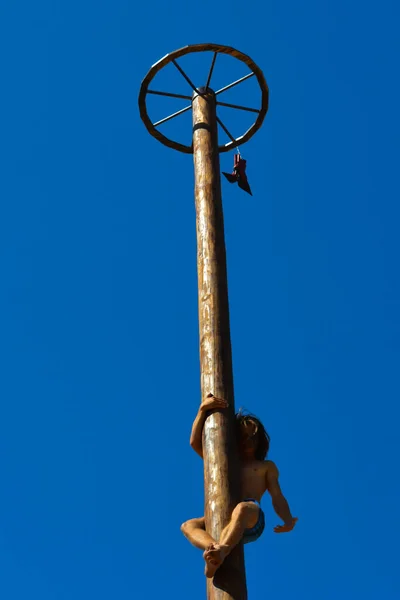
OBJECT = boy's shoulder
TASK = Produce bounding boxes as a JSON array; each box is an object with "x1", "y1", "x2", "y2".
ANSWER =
[
  {"x1": 251, "y1": 459, "x2": 276, "y2": 469},
  {"x1": 263, "y1": 459, "x2": 279, "y2": 475}
]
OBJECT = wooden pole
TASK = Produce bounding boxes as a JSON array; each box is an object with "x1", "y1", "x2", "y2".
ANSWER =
[{"x1": 192, "y1": 88, "x2": 248, "y2": 600}]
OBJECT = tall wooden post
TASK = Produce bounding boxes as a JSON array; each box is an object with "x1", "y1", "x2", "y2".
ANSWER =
[
  {"x1": 192, "y1": 88, "x2": 247, "y2": 600},
  {"x1": 139, "y1": 43, "x2": 269, "y2": 600}
]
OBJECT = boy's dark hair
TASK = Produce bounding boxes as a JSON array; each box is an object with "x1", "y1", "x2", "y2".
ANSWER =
[{"x1": 235, "y1": 409, "x2": 270, "y2": 460}]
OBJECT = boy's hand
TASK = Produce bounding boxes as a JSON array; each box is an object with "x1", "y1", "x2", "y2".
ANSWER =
[
  {"x1": 200, "y1": 394, "x2": 229, "y2": 412},
  {"x1": 274, "y1": 517, "x2": 298, "y2": 534}
]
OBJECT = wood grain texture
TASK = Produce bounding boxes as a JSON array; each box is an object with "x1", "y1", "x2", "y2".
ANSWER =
[{"x1": 192, "y1": 88, "x2": 247, "y2": 600}]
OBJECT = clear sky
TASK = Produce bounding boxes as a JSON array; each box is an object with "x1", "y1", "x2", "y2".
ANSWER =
[{"x1": 1, "y1": 1, "x2": 399, "y2": 599}]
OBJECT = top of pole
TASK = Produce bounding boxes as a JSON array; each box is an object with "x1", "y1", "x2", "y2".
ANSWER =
[{"x1": 138, "y1": 43, "x2": 269, "y2": 154}]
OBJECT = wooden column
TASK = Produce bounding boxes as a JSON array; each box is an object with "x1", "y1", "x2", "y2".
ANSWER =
[{"x1": 192, "y1": 88, "x2": 247, "y2": 600}]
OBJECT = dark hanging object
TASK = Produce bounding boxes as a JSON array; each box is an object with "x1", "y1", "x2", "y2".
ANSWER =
[{"x1": 222, "y1": 152, "x2": 252, "y2": 196}]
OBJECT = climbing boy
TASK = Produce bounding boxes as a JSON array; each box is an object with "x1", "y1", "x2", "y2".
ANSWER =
[{"x1": 181, "y1": 393, "x2": 298, "y2": 578}]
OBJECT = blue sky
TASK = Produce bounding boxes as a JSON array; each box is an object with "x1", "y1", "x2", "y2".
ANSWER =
[{"x1": 1, "y1": 0, "x2": 400, "y2": 598}]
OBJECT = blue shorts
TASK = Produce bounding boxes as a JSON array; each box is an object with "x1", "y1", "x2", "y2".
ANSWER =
[{"x1": 242, "y1": 499, "x2": 265, "y2": 544}]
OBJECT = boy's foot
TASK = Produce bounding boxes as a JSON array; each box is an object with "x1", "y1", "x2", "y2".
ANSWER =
[{"x1": 203, "y1": 544, "x2": 229, "y2": 578}]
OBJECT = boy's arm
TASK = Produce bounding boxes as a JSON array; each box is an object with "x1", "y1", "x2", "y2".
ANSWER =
[
  {"x1": 190, "y1": 408, "x2": 207, "y2": 458},
  {"x1": 190, "y1": 394, "x2": 228, "y2": 458},
  {"x1": 266, "y1": 462, "x2": 298, "y2": 533}
]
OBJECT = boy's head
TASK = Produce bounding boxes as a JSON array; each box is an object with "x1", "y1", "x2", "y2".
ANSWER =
[{"x1": 235, "y1": 410, "x2": 270, "y2": 460}]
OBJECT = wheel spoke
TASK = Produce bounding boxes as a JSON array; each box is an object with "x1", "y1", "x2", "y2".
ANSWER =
[
  {"x1": 172, "y1": 59, "x2": 198, "y2": 93},
  {"x1": 148, "y1": 90, "x2": 193, "y2": 100},
  {"x1": 153, "y1": 105, "x2": 192, "y2": 127},
  {"x1": 216, "y1": 116, "x2": 236, "y2": 145},
  {"x1": 215, "y1": 72, "x2": 255, "y2": 96},
  {"x1": 217, "y1": 100, "x2": 259, "y2": 114},
  {"x1": 205, "y1": 52, "x2": 218, "y2": 91}
]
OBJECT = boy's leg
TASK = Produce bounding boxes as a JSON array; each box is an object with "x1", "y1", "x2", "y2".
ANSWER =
[
  {"x1": 203, "y1": 502, "x2": 259, "y2": 578},
  {"x1": 181, "y1": 517, "x2": 217, "y2": 550},
  {"x1": 219, "y1": 501, "x2": 259, "y2": 548}
]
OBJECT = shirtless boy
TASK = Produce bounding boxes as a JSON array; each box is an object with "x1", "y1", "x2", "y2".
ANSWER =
[{"x1": 181, "y1": 394, "x2": 298, "y2": 578}]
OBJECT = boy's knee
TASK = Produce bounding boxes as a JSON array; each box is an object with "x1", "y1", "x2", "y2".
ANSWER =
[
  {"x1": 232, "y1": 502, "x2": 259, "y2": 530},
  {"x1": 180, "y1": 517, "x2": 205, "y2": 535},
  {"x1": 181, "y1": 520, "x2": 194, "y2": 536},
  {"x1": 233, "y1": 502, "x2": 253, "y2": 520},
  {"x1": 180, "y1": 521, "x2": 189, "y2": 533}
]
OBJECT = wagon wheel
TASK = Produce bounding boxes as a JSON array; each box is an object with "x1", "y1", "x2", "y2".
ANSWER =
[{"x1": 138, "y1": 43, "x2": 269, "y2": 154}]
